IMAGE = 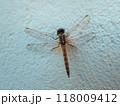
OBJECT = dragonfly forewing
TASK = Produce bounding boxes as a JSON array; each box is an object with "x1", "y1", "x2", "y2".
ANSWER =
[
  {"x1": 25, "y1": 28, "x2": 57, "y2": 43},
  {"x1": 66, "y1": 15, "x2": 90, "y2": 38}
]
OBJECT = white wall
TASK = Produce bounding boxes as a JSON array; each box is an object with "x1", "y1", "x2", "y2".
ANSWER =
[{"x1": 0, "y1": 0, "x2": 120, "y2": 89}]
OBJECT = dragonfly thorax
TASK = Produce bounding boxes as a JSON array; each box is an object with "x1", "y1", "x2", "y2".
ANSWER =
[{"x1": 59, "y1": 34, "x2": 66, "y2": 45}]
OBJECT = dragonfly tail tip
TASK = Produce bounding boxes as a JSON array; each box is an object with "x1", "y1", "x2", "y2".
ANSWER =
[{"x1": 67, "y1": 74, "x2": 70, "y2": 78}]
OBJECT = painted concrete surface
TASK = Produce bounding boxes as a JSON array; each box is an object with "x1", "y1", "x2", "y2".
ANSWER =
[{"x1": 0, "y1": 0, "x2": 120, "y2": 90}]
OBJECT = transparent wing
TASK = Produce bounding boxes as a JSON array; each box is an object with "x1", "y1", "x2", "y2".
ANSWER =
[
  {"x1": 66, "y1": 32, "x2": 96, "y2": 67},
  {"x1": 68, "y1": 32, "x2": 96, "y2": 48},
  {"x1": 25, "y1": 28, "x2": 57, "y2": 43},
  {"x1": 66, "y1": 15, "x2": 90, "y2": 38},
  {"x1": 26, "y1": 42, "x2": 59, "y2": 54}
]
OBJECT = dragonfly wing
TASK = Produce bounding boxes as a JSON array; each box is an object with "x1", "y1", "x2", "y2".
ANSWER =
[
  {"x1": 26, "y1": 42, "x2": 59, "y2": 54},
  {"x1": 25, "y1": 28, "x2": 57, "y2": 43},
  {"x1": 68, "y1": 32, "x2": 96, "y2": 48},
  {"x1": 66, "y1": 15, "x2": 90, "y2": 38}
]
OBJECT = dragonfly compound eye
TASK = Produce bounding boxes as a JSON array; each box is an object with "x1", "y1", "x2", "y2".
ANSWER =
[{"x1": 57, "y1": 28, "x2": 65, "y2": 35}]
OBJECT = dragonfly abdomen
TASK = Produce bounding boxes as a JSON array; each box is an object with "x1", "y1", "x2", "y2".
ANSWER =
[{"x1": 62, "y1": 46, "x2": 70, "y2": 78}]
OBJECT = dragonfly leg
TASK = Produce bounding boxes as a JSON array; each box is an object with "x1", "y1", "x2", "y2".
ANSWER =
[
  {"x1": 51, "y1": 46, "x2": 58, "y2": 51},
  {"x1": 67, "y1": 42, "x2": 78, "y2": 49},
  {"x1": 51, "y1": 44, "x2": 60, "y2": 51},
  {"x1": 54, "y1": 37, "x2": 59, "y2": 40}
]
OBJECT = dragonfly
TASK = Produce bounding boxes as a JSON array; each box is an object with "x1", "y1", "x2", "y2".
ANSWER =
[{"x1": 25, "y1": 15, "x2": 95, "y2": 78}]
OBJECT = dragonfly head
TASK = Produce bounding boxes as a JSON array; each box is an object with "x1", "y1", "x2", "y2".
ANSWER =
[{"x1": 57, "y1": 28, "x2": 65, "y2": 35}]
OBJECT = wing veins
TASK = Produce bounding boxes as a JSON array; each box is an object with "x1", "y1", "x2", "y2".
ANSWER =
[
  {"x1": 66, "y1": 15, "x2": 90, "y2": 37},
  {"x1": 25, "y1": 28, "x2": 57, "y2": 40}
]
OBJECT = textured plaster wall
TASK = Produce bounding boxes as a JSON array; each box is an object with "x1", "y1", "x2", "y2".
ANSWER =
[{"x1": 0, "y1": 0, "x2": 120, "y2": 90}]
